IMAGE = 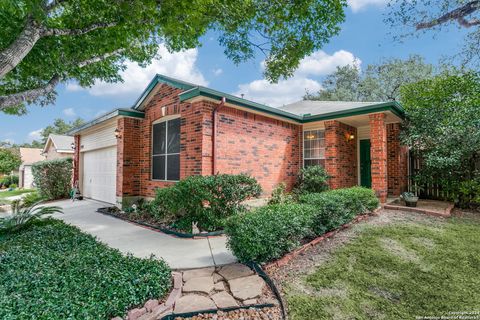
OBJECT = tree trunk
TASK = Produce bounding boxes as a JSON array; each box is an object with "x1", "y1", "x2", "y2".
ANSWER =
[{"x1": 0, "y1": 18, "x2": 43, "y2": 79}]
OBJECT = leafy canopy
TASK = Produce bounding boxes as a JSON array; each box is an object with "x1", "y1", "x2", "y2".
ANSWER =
[
  {"x1": 0, "y1": 148, "x2": 21, "y2": 174},
  {"x1": 305, "y1": 55, "x2": 434, "y2": 102},
  {"x1": 400, "y1": 71, "x2": 480, "y2": 189},
  {"x1": 40, "y1": 118, "x2": 84, "y2": 144},
  {"x1": 0, "y1": 0, "x2": 346, "y2": 113}
]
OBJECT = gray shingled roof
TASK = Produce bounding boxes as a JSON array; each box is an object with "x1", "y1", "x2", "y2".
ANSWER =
[
  {"x1": 48, "y1": 134, "x2": 74, "y2": 152},
  {"x1": 279, "y1": 100, "x2": 387, "y2": 116}
]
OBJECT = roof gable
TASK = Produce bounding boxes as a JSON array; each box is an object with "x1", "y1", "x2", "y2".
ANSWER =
[{"x1": 44, "y1": 134, "x2": 74, "y2": 153}]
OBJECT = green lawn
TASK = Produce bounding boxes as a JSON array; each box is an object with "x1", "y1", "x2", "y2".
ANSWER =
[
  {"x1": 0, "y1": 189, "x2": 34, "y2": 203},
  {"x1": 286, "y1": 216, "x2": 480, "y2": 319},
  {"x1": 0, "y1": 219, "x2": 171, "y2": 319}
]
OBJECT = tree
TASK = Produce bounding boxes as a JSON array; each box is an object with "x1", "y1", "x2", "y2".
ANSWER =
[
  {"x1": 305, "y1": 55, "x2": 434, "y2": 102},
  {"x1": 40, "y1": 118, "x2": 84, "y2": 144},
  {"x1": 400, "y1": 71, "x2": 480, "y2": 198},
  {"x1": 386, "y1": 0, "x2": 480, "y2": 67},
  {"x1": 0, "y1": 148, "x2": 21, "y2": 174},
  {"x1": 0, "y1": 0, "x2": 347, "y2": 114}
]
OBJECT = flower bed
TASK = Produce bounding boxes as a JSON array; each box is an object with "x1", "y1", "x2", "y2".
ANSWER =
[{"x1": 225, "y1": 187, "x2": 379, "y2": 264}]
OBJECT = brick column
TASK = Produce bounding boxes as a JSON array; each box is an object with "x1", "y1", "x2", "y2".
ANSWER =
[
  {"x1": 117, "y1": 117, "x2": 142, "y2": 204},
  {"x1": 387, "y1": 123, "x2": 408, "y2": 196},
  {"x1": 369, "y1": 113, "x2": 388, "y2": 202},
  {"x1": 325, "y1": 120, "x2": 358, "y2": 189},
  {"x1": 72, "y1": 134, "x2": 81, "y2": 187}
]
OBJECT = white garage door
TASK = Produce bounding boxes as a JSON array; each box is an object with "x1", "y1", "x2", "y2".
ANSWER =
[{"x1": 82, "y1": 146, "x2": 117, "y2": 204}]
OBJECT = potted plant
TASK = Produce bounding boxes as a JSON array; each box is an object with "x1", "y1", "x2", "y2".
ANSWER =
[{"x1": 400, "y1": 192, "x2": 419, "y2": 207}]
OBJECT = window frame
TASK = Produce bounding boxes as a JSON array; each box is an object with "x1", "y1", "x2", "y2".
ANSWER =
[
  {"x1": 151, "y1": 115, "x2": 181, "y2": 182},
  {"x1": 303, "y1": 128, "x2": 326, "y2": 168}
]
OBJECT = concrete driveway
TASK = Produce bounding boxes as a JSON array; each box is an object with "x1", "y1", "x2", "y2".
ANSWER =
[{"x1": 51, "y1": 199, "x2": 236, "y2": 269}]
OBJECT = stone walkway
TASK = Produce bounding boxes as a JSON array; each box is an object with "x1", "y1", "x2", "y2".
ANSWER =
[
  {"x1": 51, "y1": 199, "x2": 236, "y2": 269},
  {"x1": 122, "y1": 263, "x2": 278, "y2": 320}
]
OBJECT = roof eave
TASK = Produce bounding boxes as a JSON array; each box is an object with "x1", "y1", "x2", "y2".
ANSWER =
[{"x1": 68, "y1": 108, "x2": 145, "y2": 135}]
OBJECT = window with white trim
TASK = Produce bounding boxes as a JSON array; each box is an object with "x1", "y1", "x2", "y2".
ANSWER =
[
  {"x1": 152, "y1": 117, "x2": 180, "y2": 181},
  {"x1": 303, "y1": 129, "x2": 326, "y2": 167}
]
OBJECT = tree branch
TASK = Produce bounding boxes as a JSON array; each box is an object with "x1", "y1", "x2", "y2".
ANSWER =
[
  {"x1": 416, "y1": 1, "x2": 480, "y2": 30},
  {"x1": 0, "y1": 49, "x2": 124, "y2": 110},
  {"x1": 41, "y1": 22, "x2": 118, "y2": 36},
  {"x1": 0, "y1": 75, "x2": 61, "y2": 110}
]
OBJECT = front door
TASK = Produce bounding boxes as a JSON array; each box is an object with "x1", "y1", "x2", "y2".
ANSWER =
[{"x1": 360, "y1": 139, "x2": 372, "y2": 188}]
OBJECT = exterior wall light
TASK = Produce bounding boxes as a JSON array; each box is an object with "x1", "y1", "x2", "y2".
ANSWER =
[
  {"x1": 345, "y1": 133, "x2": 355, "y2": 141},
  {"x1": 71, "y1": 142, "x2": 75, "y2": 150},
  {"x1": 114, "y1": 128, "x2": 121, "y2": 139}
]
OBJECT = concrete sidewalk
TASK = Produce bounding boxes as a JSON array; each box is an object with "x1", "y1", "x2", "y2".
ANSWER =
[{"x1": 51, "y1": 199, "x2": 236, "y2": 269}]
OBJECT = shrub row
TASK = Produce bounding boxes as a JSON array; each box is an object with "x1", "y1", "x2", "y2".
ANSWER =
[
  {"x1": 225, "y1": 187, "x2": 379, "y2": 263},
  {"x1": 0, "y1": 175, "x2": 18, "y2": 188},
  {"x1": 32, "y1": 158, "x2": 72, "y2": 200},
  {"x1": 151, "y1": 174, "x2": 261, "y2": 232}
]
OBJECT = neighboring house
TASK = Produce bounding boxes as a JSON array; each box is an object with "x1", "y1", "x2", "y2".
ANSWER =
[
  {"x1": 43, "y1": 134, "x2": 74, "y2": 160},
  {"x1": 70, "y1": 74, "x2": 408, "y2": 206},
  {"x1": 18, "y1": 148, "x2": 45, "y2": 189}
]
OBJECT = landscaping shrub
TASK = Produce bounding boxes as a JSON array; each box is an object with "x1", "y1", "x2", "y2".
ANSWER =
[
  {"x1": 225, "y1": 203, "x2": 315, "y2": 263},
  {"x1": 32, "y1": 158, "x2": 73, "y2": 200},
  {"x1": 21, "y1": 191, "x2": 45, "y2": 208},
  {"x1": 225, "y1": 186, "x2": 379, "y2": 263},
  {"x1": 299, "y1": 187, "x2": 379, "y2": 235},
  {"x1": 151, "y1": 174, "x2": 262, "y2": 232},
  {"x1": 0, "y1": 175, "x2": 18, "y2": 188},
  {"x1": 0, "y1": 203, "x2": 62, "y2": 232},
  {"x1": 268, "y1": 182, "x2": 294, "y2": 205},
  {"x1": 294, "y1": 165, "x2": 330, "y2": 194},
  {"x1": 0, "y1": 219, "x2": 171, "y2": 319}
]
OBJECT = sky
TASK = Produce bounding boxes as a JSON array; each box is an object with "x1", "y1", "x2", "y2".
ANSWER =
[{"x1": 0, "y1": 0, "x2": 467, "y2": 145}]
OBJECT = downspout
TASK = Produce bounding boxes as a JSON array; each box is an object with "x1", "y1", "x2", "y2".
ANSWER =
[{"x1": 212, "y1": 97, "x2": 226, "y2": 175}]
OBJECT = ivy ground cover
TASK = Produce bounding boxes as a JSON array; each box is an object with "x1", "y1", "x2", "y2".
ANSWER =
[{"x1": 0, "y1": 219, "x2": 171, "y2": 319}]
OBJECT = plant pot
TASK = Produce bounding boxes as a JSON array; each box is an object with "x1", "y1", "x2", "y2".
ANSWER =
[{"x1": 404, "y1": 197, "x2": 418, "y2": 207}]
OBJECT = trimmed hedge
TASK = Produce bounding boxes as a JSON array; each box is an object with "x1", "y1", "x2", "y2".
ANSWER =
[
  {"x1": 225, "y1": 203, "x2": 315, "y2": 263},
  {"x1": 299, "y1": 187, "x2": 379, "y2": 235},
  {"x1": 151, "y1": 174, "x2": 261, "y2": 232},
  {"x1": 0, "y1": 219, "x2": 171, "y2": 319},
  {"x1": 294, "y1": 165, "x2": 330, "y2": 194},
  {"x1": 225, "y1": 186, "x2": 379, "y2": 263},
  {"x1": 32, "y1": 158, "x2": 72, "y2": 200}
]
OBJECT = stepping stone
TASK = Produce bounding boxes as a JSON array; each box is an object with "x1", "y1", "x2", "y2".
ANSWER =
[
  {"x1": 243, "y1": 298, "x2": 258, "y2": 305},
  {"x1": 174, "y1": 295, "x2": 216, "y2": 314},
  {"x1": 211, "y1": 291, "x2": 239, "y2": 309},
  {"x1": 218, "y1": 263, "x2": 254, "y2": 280},
  {"x1": 228, "y1": 275, "x2": 265, "y2": 301},
  {"x1": 183, "y1": 276, "x2": 214, "y2": 294},
  {"x1": 213, "y1": 272, "x2": 224, "y2": 283},
  {"x1": 214, "y1": 281, "x2": 225, "y2": 291},
  {"x1": 182, "y1": 267, "x2": 215, "y2": 282}
]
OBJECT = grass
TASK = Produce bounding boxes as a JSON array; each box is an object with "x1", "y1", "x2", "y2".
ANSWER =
[
  {"x1": 0, "y1": 219, "x2": 171, "y2": 319},
  {"x1": 286, "y1": 216, "x2": 480, "y2": 319},
  {"x1": 0, "y1": 189, "x2": 34, "y2": 204}
]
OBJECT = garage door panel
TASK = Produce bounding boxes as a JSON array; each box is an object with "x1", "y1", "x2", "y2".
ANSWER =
[{"x1": 82, "y1": 146, "x2": 117, "y2": 204}]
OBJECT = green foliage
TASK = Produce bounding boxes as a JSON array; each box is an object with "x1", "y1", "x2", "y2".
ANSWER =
[
  {"x1": 0, "y1": 148, "x2": 21, "y2": 174},
  {"x1": 0, "y1": 202, "x2": 62, "y2": 232},
  {"x1": 40, "y1": 118, "x2": 84, "y2": 144},
  {"x1": 0, "y1": 219, "x2": 171, "y2": 319},
  {"x1": 151, "y1": 174, "x2": 262, "y2": 232},
  {"x1": 268, "y1": 182, "x2": 294, "y2": 205},
  {"x1": 8, "y1": 183, "x2": 17, "y2": 189},
  {"x1": 287, "y1": 216, "x2": 480, "y2": 319},
  {"x1": 305, "y1": 55, "x2": 434, "y2": 102},
  {"x1": 32, "y1": 158, "x2": 73, "y2": 200},
  {"x1": 299, "y1": 187, "x2": 379, "y2": 235},
  {"x1": 0, "y1": 174, "x2": 19, "y2": 188},
  {"x1": 458, "y1": 178, "x2": 480, "y2": 209},
  {"x1": 226, "y1": 186, "x2": 378, "y2": 263},
  {"x1": 21, "y1": 191, "x2": 45, "y2": 208},
  {"x1": 294, "y1": 165, "x2": 330, "y2": 194},
  {"x1": 225, "y1": 203, "x2": 316, "y2": 263},
  {"x1": 1, "y1": 0, "x2": 346, "y2": 113},
  {"x1": 401, "y1": 72, "x2": 480, "y2": 206}
]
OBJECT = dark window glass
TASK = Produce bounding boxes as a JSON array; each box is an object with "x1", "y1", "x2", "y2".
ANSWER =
[
  {"x1": 152, "y1": 155, "x2": 166, "y2": 180},
  {"x1": 167, "y1": 118, "x2": 180, "y2": 153},
  {"x1": 304, "y1": 159, "x2": 325, "y2": 168},
  {"x1": 166, "y1": 154, "x2": 180, "y2": 181},
  {"x1": 152, "y1": 122, "x2": 166, "y2": 155}
]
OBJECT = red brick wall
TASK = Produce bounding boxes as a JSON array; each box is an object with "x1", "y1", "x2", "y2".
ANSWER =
[
  {"x1": 117, "y1": 117, "x2": 142, "y2": 198},
  {"x1": 387, "y1": 123, "x2": 408, "y2": 196},
  {"x1": 324, "y1": 120, "x2": 358, "y2": 189},
  {"x1": 369, "y1": 113, "x2": 388, "y2": 202},
  {"x1": 214, "y1": 106, "x2": 302, "y2": 194},
  {"x1": 72, "y1": 134, "x2": 81, "y2": 187}
]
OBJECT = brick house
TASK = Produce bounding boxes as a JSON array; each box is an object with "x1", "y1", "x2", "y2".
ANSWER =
[{"x1": 70, "y1": 74, "x2": 408, "y2": 206}]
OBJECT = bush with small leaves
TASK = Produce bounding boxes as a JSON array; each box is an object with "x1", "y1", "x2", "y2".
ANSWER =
[
  {"x1": 294, "y1": 165, "x2": 330, "y2": 194},
  {"x1": 32, "y1": 158, "x2": 72, "y2": 200}
]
